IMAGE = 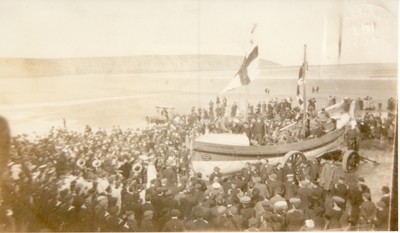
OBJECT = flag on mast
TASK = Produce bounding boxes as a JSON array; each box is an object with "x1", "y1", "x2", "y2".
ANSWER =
[
  {"x1": 297, "y1": 57, "x2": 307, "y2": 109},
  {"x1": 220, "y1": 24, "x2": 260, "y2": 94}
]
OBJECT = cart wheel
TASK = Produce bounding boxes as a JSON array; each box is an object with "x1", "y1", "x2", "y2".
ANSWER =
[
  {"x1": 281, "y1": 150, "x2": 307, "y2": 168},
  {"x1": 281, "y1": 150, "x2": 307, "y2": 182},
  {"x1": 342, "y1": 150, "x2": 360, "y2": 172}
]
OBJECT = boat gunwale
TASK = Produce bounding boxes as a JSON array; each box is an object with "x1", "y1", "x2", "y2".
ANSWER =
[{"x1": 193, "y1": 128, "x2": 345, "y2": 156}]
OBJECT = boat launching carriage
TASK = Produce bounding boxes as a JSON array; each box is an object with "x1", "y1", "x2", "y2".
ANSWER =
[{"x1": 191, "y1": 100, "x2": 362, "y2": 178}]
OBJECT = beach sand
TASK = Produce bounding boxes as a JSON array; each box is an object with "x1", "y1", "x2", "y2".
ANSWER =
[{"x1": 0, "y1": 68, "x2": 396, "y2": 205}]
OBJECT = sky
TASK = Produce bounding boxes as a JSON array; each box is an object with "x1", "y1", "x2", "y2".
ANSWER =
[{"x1": 0, "y1": 0, "x2": 397, "y2": 65}]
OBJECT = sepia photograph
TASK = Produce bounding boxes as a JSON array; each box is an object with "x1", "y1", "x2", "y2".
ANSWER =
[{"x1": 0, "y1": 0, "x2": 397, "y2": 231}]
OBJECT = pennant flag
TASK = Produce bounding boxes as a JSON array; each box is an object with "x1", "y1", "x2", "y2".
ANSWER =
[{"x1": 220, "y1": 25, "x2": 259, "y2": 94}]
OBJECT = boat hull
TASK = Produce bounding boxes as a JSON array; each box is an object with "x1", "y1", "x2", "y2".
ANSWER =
[{"x1": 191, "y1": 128, "x2": 345, "y2": 176}]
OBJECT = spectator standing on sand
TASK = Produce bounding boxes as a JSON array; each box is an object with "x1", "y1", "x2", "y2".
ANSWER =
[
  {"x1": 359, "y1": 193, "x2": 377, "y2": 225},
  {"x1": 345, "y1": 121, "x2": 360, "y2": 150},
  {"x1": 373, "y1": 201, "x2": 389, "y2": 231},
  {"x1": 380, "y1": 186, "x2": 390, "y2": 208},
  {"x1": 348, "y1": 182, "x2": 363, "y2": 226}
]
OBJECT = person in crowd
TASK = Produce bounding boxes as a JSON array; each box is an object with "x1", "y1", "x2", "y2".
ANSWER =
[
  {"x1": 373, "y1": 201, "x2": 389, "y2": 231},
  {"x1": 380, "y1": 186, "x2": 390, "y2": 208},
  {"x1": 359, "y1": 192, "x2": 377, "y2": 226}
]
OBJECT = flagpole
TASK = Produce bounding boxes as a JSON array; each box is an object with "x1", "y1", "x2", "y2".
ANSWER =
[
  {"x1": 245, "y1": 84, "x2": 249, "y2": 119},
  {"x1": 303, "y1": 44, "x2": 308, "y2": 132}
]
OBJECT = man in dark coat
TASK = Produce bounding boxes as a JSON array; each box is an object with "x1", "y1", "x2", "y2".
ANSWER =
[
  {"x1": 267, "y1": 173, "x2": 283, "y2": 197},
  {"x1": 78, "y1": 194, "x2": 95, "y2": 231},
  {"x1": 208, "y1": 167, "x2": 222, "y2": 183},
  {"x1": 297, "y1": 180, "x2": 312, "y2": 210},
  {"x1": 332, "y1": 176, "x2": 349, "y2": 200},
  {"x1": 286, "y1": 198, "x2": 306, "y2": 231},
  {"x1": 163, "y1": 209, "x2": 186, "y2": 232},
  {"x1": 310, "y1": 180, "x2": 324, "y2": 208},
  {"x1": 121, "y1": 211, "x2": 138, "y2": 232},
  {"x1": 93, "y1": 195, "x2": 109, "y2": 232},
  {"x1": 380, "y1": 186, "x2": 390, "y2": 208},
  {"x1": 252, "y1": 117, "x2": 265, "y2": 145},
  {"x1": 373, "y1": 201, "x2": 389, "y2": 231},
  {"x1": 359, "y1": 192, "x2": 377, "y2": 225},
  {"x1": 348, "y1": 183, "x2": 363, "y2": 226},
  {"x1": 185, "y1": 209, "x2": 211, "y2": 232},
  {"x1": 283, "y1": 174, "x2": 298, "y2": 200},
  {"x1": 141, "y1": 210, "x2": 157, "y2": 232}
]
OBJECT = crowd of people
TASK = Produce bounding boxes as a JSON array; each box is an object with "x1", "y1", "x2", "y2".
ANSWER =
[
  {"x1": 0, "y1": 95, "x2": 395, "y2": 232},
  {"x1": 189, "y1": 96, "x2": 339, "y2": 146}
]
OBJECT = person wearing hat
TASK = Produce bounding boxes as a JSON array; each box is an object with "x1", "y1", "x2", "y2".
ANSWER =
[
  {"x1": 140, "y1": 210, "x2": 157, "y2": 232},
  {"x1": 253, "y1": 176, "x2": 268, "y2": 199},
  {"x1": 319, "y1": 160, "x2": 337, "y2": 191},
  {"x1": 185, "y1": 208, "x2": 211, "y2": 231},
  {"x1": 311, "y1": 207, "x2": 326, "y2": 230},
  {"x1": 267, "y1": 173, "x2": 283, "y2": 198},
  {"x1": 380, "y1": 186, "x2": 390, "y2": 208},
  {"x1": 227, "y1": 180, "x2": 241, "y2": 202},
  {"x1": 358, "y1": 177, "x2": 371, "y2": 194},
  {"x1": 190, "y1": 198, "x2": 211, "y2": 222},
  {"x1": 239, "y1": 196, "x2": 255, "y2": 228},
  {"x1": 359, "y1": 192, "x2": 377, "y2": 225},
  {"x1": 58, "y1": 193, "x2": 79, "y2": 232},
  {"x1": 345, "y1": 120, "x2": 360, "y2": 150},
  {"x1": 310, "y1": 180, "x2": 324, "y2": 208},
  {"x1": 78, "y1": 194, "x2": 96, "y2": 231},
  {"x1": 162, "y1": 189, "x2": 179, "y2": 211},
  {"x1": 104, "y1": 206, "x2": 124, "y2": 232},
  {"x1": 298, "y1": 180, "x2": 312, "y2": 210},
  {"x1": 326, "y1": 202, "x2": 343, "y2": 230},
  {"x1": 93, "y1": 195, "x2": 109, "y2": 232},
  {"x1": 254, "y1": 199, "x2": 271, "y2": 219},
  {"x1": 347, "y1": 182, "x2": 363, "y2": 226},
  {"x1": 209, "y1": 166, "x2": 222, "y2": 183},
  {"x1": 151, "y1": 187, "x2": 168, "y2": 217},
  {"x1": 284, "y1": 174, "x2": 298, "y2": 200},
  {"x1": 161, "y1": 160, "x2": 177, "y2": 186},
  {"x1": 252, "y1": 116, "x2": 265, "y2": 145},
  {"x1": 283, "y1": 162, "x2": 294, "y2": 180},
  {"x1": 275, "y1": 163, "x2": 285, "y2": 183},
  {"x1": 332, "y1": 176, "x2": 349, "y2": 201},
  {"x1": 121, "y1": 211, "x2": 138, "y2": 232},
  {"x1": 286, "y1": 197, "x2": 306, "y2": 231},
  {"x1": 162, "y1": 209, "x2": 186, "y2": 232},
  {"x1": 373, "y1": 201, "x2": 389, "y2": 231},
  {"x1": 269, "y1": 185, "x2": 286, "y2": 207},
  {"x1": 260, "y1": 159, "x2": 274, "y2": 183},
  {"x1": 269, "y1": 201, "x2": 286, "y2": 231},
  {"x1": 244, "y1": 181, "x2": 256, "y2": 198}
]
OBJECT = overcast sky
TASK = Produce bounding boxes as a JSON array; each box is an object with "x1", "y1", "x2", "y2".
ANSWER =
[{"x1": 0, "y1": 0, "x2": 397, "y2": 65}]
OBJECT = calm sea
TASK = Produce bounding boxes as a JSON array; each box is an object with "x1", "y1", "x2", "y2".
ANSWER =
[{"x1": 0, "y1": 67, "x2": 397, "y2": 135}]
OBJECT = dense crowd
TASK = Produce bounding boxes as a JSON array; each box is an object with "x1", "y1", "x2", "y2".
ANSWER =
[
  {"x1": 188, "y1": 96, "x2": 338, "y2": 146},
  {"x1": 0, "y1": 96, "x2": 395, "y2": 232}
]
